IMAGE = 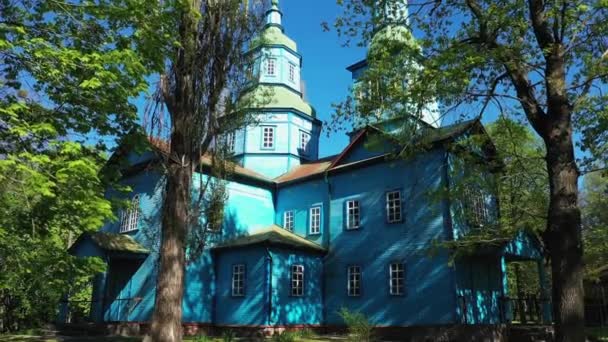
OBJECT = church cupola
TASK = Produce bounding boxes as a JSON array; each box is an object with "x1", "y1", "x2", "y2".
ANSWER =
[
  {"x1": 266, "y1": 0, "x2": 282, "y2": 27},
  {"x1": 346, "y1": 0, "x2": 440, "y2": 129},
  {"x1": 229, "y1": 0, "x2": 322, "y2": 179}
]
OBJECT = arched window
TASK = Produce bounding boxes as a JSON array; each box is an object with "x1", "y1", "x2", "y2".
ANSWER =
[{"x1": 120, "y1": 195, "x2": 140, "y2": 233}]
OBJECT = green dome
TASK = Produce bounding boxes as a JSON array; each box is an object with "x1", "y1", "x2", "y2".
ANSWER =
[
  {"x1": 368, "y1": 25, "x2": 419, "y2": 59},
  {"x1": 243, "y1": 85, "x2": 315, "y2": 117},
  {"x1": 251, "y1": 26, "x2": 297, "y2": 51}
]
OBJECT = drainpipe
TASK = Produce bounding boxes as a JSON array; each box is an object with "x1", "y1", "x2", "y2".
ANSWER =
[
  {"x1": 323, "y1": 170, "x2": 332, "y2": 248},
  {"x1": 265, "y1": 246, "x2": 274, "y2": 327},
  {"x1": 322, "y1": 170, "x2": 332, "y2": 326}
]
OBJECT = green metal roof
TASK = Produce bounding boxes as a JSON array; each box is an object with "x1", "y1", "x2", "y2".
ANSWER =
[
  {"x1": 90, "y1": 232, "x2": 149, "y2": 254},
  {"x1": 212, "y1": 224, "x2": 326, "y2": 253},
  {"x1": 369, "y1": 25, "x2": 419, "y2": 58},
  {"x1": 243, "y1": 85, "x2": 315, "y2": 117},
  {"x1": 251, "y1": 26, "x2": 297, "y2": 51},
  {"x1": 421, "y1": 118, "x2": 481, "y2": 144}
]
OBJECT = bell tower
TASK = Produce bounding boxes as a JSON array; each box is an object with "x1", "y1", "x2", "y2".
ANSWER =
[
  {"x1": 346, "y1": 0, "x2": 441, "y2": 129},
  {"x1": 230, "y1": 0, "x2": 322, "y2": 179}
]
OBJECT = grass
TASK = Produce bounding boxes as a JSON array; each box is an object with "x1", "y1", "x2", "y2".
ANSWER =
[
  {"x1": 587, "y1": 327, "x2": 608, "y2": 341},
  {"x1": 0, "y1": 336, "x2": 139, "y2": 342},
  {"x1": 0, "y1": 335, "x2": 335, "y2": 342}
]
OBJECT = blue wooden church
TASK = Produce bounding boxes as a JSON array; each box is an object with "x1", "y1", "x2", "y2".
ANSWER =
[{"x1": 66, "y1": 0, "x2": 551, "y2": 339}]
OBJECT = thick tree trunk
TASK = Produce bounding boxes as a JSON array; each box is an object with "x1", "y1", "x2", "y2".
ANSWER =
[
  {"x1": 148, "y1": 128, "x2": 192, "y2": 342},
  {"x1": 543, "y1": 121, "x2": 585, "y2": 342}
]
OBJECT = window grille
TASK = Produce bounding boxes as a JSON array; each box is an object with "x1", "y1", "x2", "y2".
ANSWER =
[
  {"x1": 300, "y1": 131, "x2": 310, "y2": 153},
  {"x1": 288, "y1": 63, "x2": 296, "y2": 82},
  {"x1": 284, "y1": 210, "x2": 294, "y2": 231},
  {"x1": 267, "y1": 58, "x2": 276, "y2": 76},
  {"x1": 346, "y1": 200, "x2": 361, "y2": 229},
  {"x1": 348, "y1": 265, "x2": 361, "y2": 296},
  {"x1": 389, "y1": 262, "x2": 405, "y2": 296},
  {"x1": 386, "y1": 191, "x2": 402, "y2": 223},
  {"x1": 309, "y1": 206, "x2": 321, "y2": 234},
  {"x1": 262, "y1": 126, "x2": 275, "y2": 149},
  {"x1": 232, "y1": 264, "x2": 245, "y2": 297},
  {"x1": 464, "y1": 187, "x2": 489, "y2": 227},
  {"x1": 291, "y1": 264, "x2": 304, "y2": 296},
  {"x1": 120, "y1": 195, "x2": 140, "y2": 233}
]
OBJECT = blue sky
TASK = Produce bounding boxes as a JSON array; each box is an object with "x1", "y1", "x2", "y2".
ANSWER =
[
  {"x1": 131, "y1": 0, "x2": 589, "y2": 167},
  {"x1": 276, "y1": 0, "x2": 366, "y2": 157}
]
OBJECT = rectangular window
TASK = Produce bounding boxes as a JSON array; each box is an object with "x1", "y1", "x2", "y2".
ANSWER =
[
  {"x1": 300, "y1": 131, "x2": 310, "y2": 154},
  {"x1": 288, "y1": 63, "x2": 296, "y2": 82},
  {"x1": 386, "y1": 190, "x2": 402, "y2": 223},
  {"x1": 267, "y1": 58, "x2": 276, "y2": 76},
  {"x1": 309, "y1": 206, "x2": 321, "y2": 234},
  {"x1": 120, "y1": 195, "x2": 140, "y2": 233},
  {"x1": 232, "y1": 264, "x2": 245, "y2": 297},
  {"x1": 347, "y1": 265, "x2": 361, "y2": 297},
  {"x1": 291, "y1": 264, "x2": 304, "y2": 296},
  {"x1": 464, "y1": 187, "x2": 489, "y2": 227},
  {"x1": 389, "y1": 262, "x2": 405, "y2": 296},
  {"x1": 261, "y1": 126, "x2": 275, "y2": 149},
  {"x1": 225, "y1": 131, "x2": 235, "y2": 153},
  {"x1": 283, "y1": 210, "x2": 294, "y2": 231},
  {"x1": 346, "y1": 200, "x2": 360, "y2": 230}
]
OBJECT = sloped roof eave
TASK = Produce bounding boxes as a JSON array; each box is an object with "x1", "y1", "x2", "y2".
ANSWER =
[
  {"x1": 68, "y1": 232, "x2": 149, "y2": 255},
  {"x1": 212, "y1": 225, "x2": 326, "y2": 254}
]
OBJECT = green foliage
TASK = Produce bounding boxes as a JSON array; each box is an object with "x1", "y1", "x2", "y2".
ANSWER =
[
  {"x1": 193, "y1": 334, "x2": 213, "y2": 342},
  {"x1": 0, "y1": 0, "x2": 159, "y2": 332},
  {"x1": 487, "y1": 117, "x2": 548, "y2": 236},
  {"x1": 581, "y1": 171, "x2": 608, "y2": 275},
  {"x1": 271, "y1": 331, "x2": 297, "y2": 342},
  {"x1": 221, "y1": 329, "x2": 236, "y2": 342},
  {"x1": 507, "y1": 261, "x2": 541, "y2": 296},
  {"x1": 296, "y1": 328, "x2": 316, "y2": 339},
  {"x1": 338, "y1": 308, "x2": 374, "y2": 342},
  {"x1": 431, "y1": 117, "x2": 548, "y2": 257}
]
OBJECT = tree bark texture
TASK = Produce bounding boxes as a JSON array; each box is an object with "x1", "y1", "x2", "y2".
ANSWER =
[
  {"x1": 543, "y1": 122, "x2": 585, "y2": 342},
  {"x1": 148, "y1": 143, "x2": 192, "y2": 342},
  {"x1": 147, "y1": 0, "x2": 199, "y2": 339}
]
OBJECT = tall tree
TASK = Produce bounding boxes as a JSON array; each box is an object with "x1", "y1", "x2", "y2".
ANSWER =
[
  {"x1": 0, "y1": 0, "x2": 159, "y2": 329},
  {"x1": 328, "y1": 1, "x2": 608, "y2": 340},
  {"x1": 144, "y1": 1, "x2": 266, "y2": 341}
]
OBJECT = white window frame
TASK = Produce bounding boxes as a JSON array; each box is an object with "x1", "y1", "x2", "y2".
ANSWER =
[
  {"x1": 389, "y1": 262, "x2": 405, "y2": 296},
  {"x1": 266, "y1": 58, "x2": 276, "y2": 76},
  {"x1": 346, "y1": 200, "x2": 361, "y2": 230},
  {"x1": 347, "y1": 265, "x2": 361, "y2": 297},
  {"x1": 386, "y1": 190, "x2": 402, "y2": 223},
  {"x1": 309, "y1": 206, "x2": 321, "y2": 235},
  {"x1": 261, "y1": 126, "x2": 275, "y2": 149},
  {"x1": 225, "y1": 131, "x2": 235, "y2": 153},
  {"x1": 291, "y1": 264, "x2": 304, "y2": 296},
  {"x1": 283, "y1": 210, "x2": 294, "y2": 231},
  {"x1": 231, "y1": 264, "x2": 245, "y2": 297},
  {"x1": 120, "y1": 195, "x2": 140, "y2": 233},
  {"x1": 464, "y1": 187, "x2": 489, "y2": 227},
  {"x1": 288, "y1": 63, "x2": 296, "y2": 83},
  {"x1": 299, "y1": 131, "x2": 310, "y2": 154}
]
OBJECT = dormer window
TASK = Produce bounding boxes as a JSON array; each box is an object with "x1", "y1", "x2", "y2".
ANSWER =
[{"x1": 266, "y1": 58, "x2": 276, "y2": 76}]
